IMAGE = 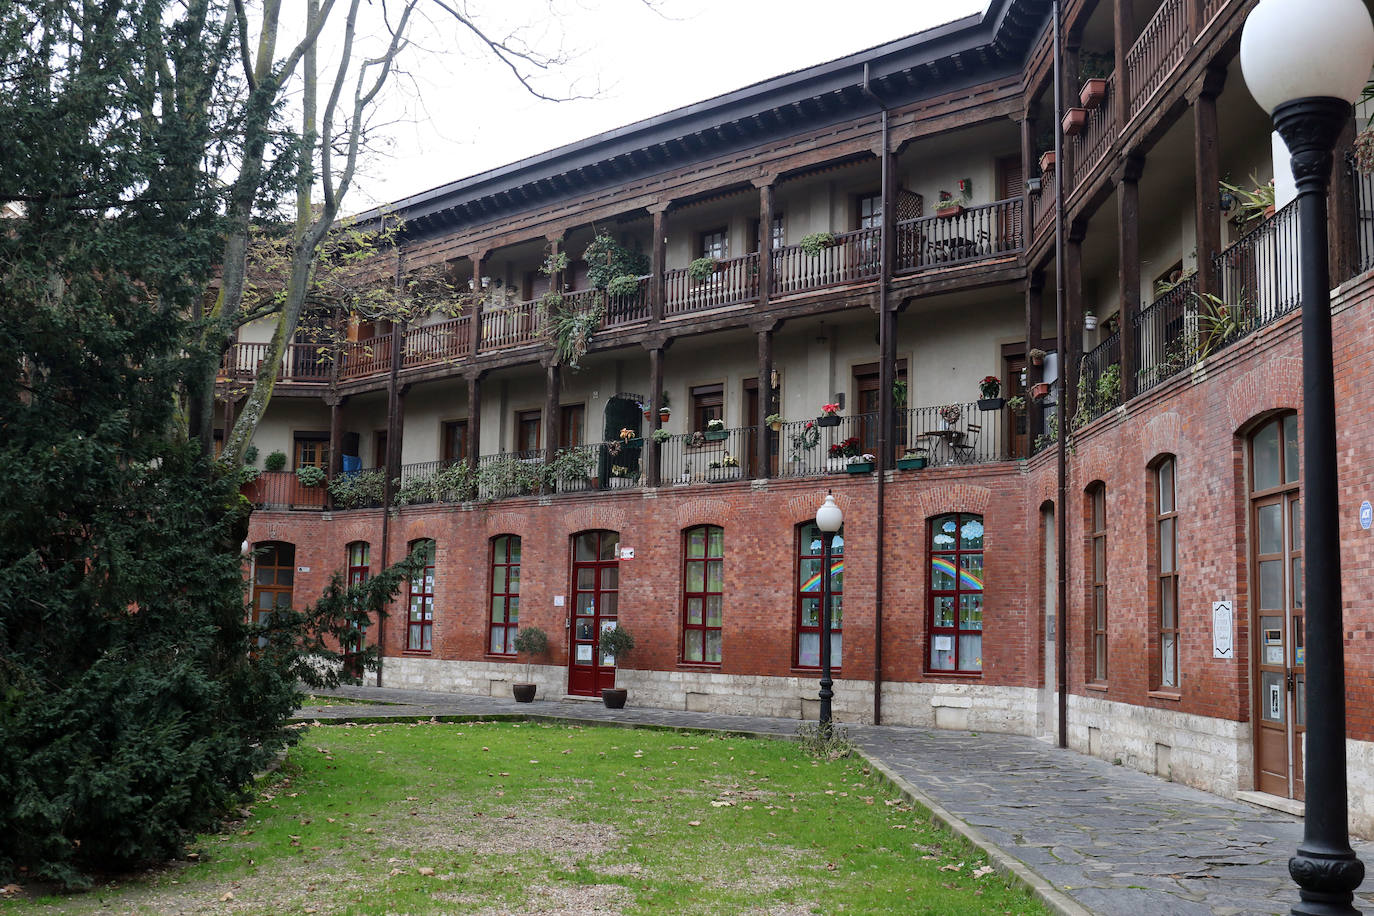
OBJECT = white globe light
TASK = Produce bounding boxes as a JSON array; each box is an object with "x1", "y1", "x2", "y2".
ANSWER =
[
  {"x1": 1241, "y1": 0, "x2": 1374, "y2": 113},
  {"x1": 816, "y1": 492, "x2": 844, "y2": 533}
]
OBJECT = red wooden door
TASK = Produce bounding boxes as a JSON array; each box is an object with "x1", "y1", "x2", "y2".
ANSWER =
[{"x1": 567, "y1": 530, "x2": 621, "y2": 696}]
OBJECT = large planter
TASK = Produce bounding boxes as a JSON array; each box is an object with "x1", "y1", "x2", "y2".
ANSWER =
[
  {"x1": 512, "y1": 683, "x2": 537, "y2": 703},
  {"x1": 1039, "y1": 150, "x2": 1056, "y2": 174},
  {"x1": 816, "y1": 415, "x2": 842, "y2": 428},
  {"x1": 703, "y1": 430, "x2": 728, "y2": 442},
  {"x1": 978, "y1": 397, "x2": 1006, "y2": 411},
  {"x1": 936, "y1": 204, "x2": 965, "y2": 219},
  {"x1": 1062, "y1": 107, "x2": 1088, "y2": 136},
  {"x1": 896, "y1": 456, "x2": 927, "y2": 470},
  {"x1": 845, "y1": 462, "x2": 874, "y2": 474},
  {"x1": 1079, "y1": 78, "x2": 1108, "y2": 108},
  {"x1": 602, "y1": 688, "x2": 628, "y2": 709}
]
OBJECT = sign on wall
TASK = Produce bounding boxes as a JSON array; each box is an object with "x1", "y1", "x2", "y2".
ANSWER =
[{"x1": 1213, "y1": 600, "x2": 1234, "y2": 659}]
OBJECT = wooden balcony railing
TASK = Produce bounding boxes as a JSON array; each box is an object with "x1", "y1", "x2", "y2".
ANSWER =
[
  {"x1": 1125, "y1": 0, "x2": 1188, "y2": 120},
  {"x1": 403, "y1": 315, "x2": 470, "y2": 369},
  {"x1": 665, "y1": 252, "x2": 759, "y2": 316},
  {"x1": 1071, "y1": 74, "x2": 1117, "y2": 187},
  {"x1": 896, "y1": 199, "x2": 1023, "y2": 271},
  {"x1": 1031, "y1": 185, "x2": 1056, "y2": 238},
  {"x1": 1201, "y1": 0, "x2": 1224, "y2": 25},
  {"x1": 603, "y1": 276, "x2": 651, "y2": 326},
  {"x1": 482, "y1": 298, "x2": 540, "y2": 350},
  {"x1": 221, "y1": 341, "x2": 332, "y2": 382},
  {"x1": 242, "y1": 470, "x2": 327, "y2": 510},
  {"x1": 339, "y1": 333, "x2": 392, "y2": 379},
  {"x1": 772, "y1": 227, "x2": 881, "y2": 296}
]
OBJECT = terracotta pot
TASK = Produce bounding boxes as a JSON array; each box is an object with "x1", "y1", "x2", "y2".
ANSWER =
[
  {"x1": 602, "y1": 688, "x2": 628, "y2": 709},
  {"x1": 1031, "y1": 381, "x2": 1051, "y2": 400},
  {"x1": 1039, "y1": 151, "x2": 1057, "y2": 174},
  {"x1": 1062, "y1": 107, "x2": 1088, "y2": 136},
  {"x1": 936, "y1": 204, "x2": 965, "y2": 219},
  {"x1": 1079, "y1": 78, "x2": 1108, "y2": 109}
]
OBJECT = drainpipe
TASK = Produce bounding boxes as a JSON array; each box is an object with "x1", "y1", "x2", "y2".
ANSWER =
[
  {"x1": 377, "y1": 247, "x2": 405, "y2": 688},
  {"x1": 862, "y1": 64, "x2": 890, "y2": 725},
  {"x1": 1052, "y1": 0, "x2": 1069, "y2": 751}
]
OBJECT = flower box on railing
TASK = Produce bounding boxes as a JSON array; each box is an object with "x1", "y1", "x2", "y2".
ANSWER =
[
  {"x1": 845, "y1": 461, "x2": 875, "y2": 474},
  {"x1": 936, "y1": 204, "x2": 965, "y2": 219},
  {"x1": 816, "y1": 415, "x2": 842, "y2": 428},
  {"x1": 896, "y1": 456, "x2": 927, "y2": 470},
  {"x1": 977, "y1": 398, "x2": 1005, "y2": 411},
  {"x1": 1062, "y1": 108, "x2": 1088, "y2": 136},
  {"x1": 1080, "y1": 78, "x2": 1108, "y2": 108},
  {"x1": 1039, "y1": 150, "x2": 1057, "y2": 174},
  {"x1": 703, "y1": 430, "x2": 728, "y2": 442}
]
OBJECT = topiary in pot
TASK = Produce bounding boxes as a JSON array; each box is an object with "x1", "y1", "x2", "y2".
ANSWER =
[
  {"x1": 511, "y1": 626, "x2": 549, "y2": 702},
  {"x1": 597, "y1": 624, "x2": 635, "y2": 709}
]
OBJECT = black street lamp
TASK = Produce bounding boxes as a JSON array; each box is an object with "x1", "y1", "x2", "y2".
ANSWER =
[
  {"x1": 815, "y1": 490, "x2": 844, "y2": 728},
  {"x1": 1241, "y1": 2, "x2": 1374, "y2": 913}
]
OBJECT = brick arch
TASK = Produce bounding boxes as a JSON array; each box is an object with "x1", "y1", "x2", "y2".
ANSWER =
[
  {"x1": 1140, "y1": 411, "x2": 1184, "y2": 465},
  {"x1": 560, "y1": 505, "x2": 630, "y2": 538},
  {"x1": 337, "y1": 519, "x2": 379, "y2": 544},
  {"x1": 912, "y1": 483, "x2": 992, "y2": 521},
  {"x1": 1227, "y1": 357, "x2": 1301, "y2": 433},
  {"x1": 675, "y1": 498, "x2": 730, "y2": 531},
  {"x1": 785, "y1": 492, "x2": 834, "y2": 526}
]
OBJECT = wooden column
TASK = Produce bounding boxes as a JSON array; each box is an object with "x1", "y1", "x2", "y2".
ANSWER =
[
  {"x1": 543, "y1": 362, "x2": 560, "y2": 467},
  {"x1": 755, "y1": 322, "x2": 776, "y2": 479},
  {"x1": 1117, "y1": 156, "x2": 1144, "y2": 401},
  {"x1": 1021, "y1": 112, "x2": 1037, "y2": 237},
  {"x1": 646, "y1": 343, "x2": 665, "y2": 488},
  {"x1": 469, "y1": 250, "x2": 487, "y2": 356},
  {"x1": 1062, "y1": 33, "x2": 1081, "y2": 187},
  {"x1": 465, "y1": 372, "x2": 483, "y2": 469},
  {"x1": 650, "y1": 206, "x2": 668, "y2": 323},
  {"x1": 327, "y1": 393, "x2": 345, "y2": 482},
  {"x1": 1113, "y1": 0, "x2": 1135, "y2": 135},
  {"x1": 1065, "y1": 223, "x2": 1086, "y2": 422},
  {"x1": 754, "y1": 179, "x2": 775, "y2": 307},
  {"x1": 1191, "y1": 67, "x2": 1227, "y2": 298},
  {"x1": 1025, "y1": 272, "x2": 1046, "y2": 443},
  {"x1": 385, "y1": 386, "x2": 406, "y2": 505},
  {"x1": 1329, "y1": 116, "x2": 1360, "y2": 284}
]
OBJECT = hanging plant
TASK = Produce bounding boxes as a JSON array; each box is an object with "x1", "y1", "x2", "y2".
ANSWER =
[
  {"x1": 799, "y1": 232, "x2": 835, "y2": 257},
  {"x1": 688, "y1": 257, "x2": 718, "y2": 283},
  {"x1": 537, "y1": 291, "x2": 603, "y2": 370},
  {"x1": 541, "y1": 250, "x2": 570, "y2": 276},
  {"x1": 583, "y1": 233, "x2": 650, "y2": 289},
  {"x1": 605, "y1": 274, "x2": 641, "y2": 299}
]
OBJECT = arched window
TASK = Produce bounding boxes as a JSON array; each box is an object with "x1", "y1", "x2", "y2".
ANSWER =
[
  {"x1": 927, "y1": 514, "x2": 983, "y2": 672},
  {"x1": 796, "y1": 522, "x2": 842, "y2": 668},
  {"x1": 406, "y1": 539, "x2": 436, "y2": 651},
  {"x1": 489, "y1": 535, "x2": 521, "y2": 655},
  {"x1": 1088, "y1": 484, "x2": 1108, "y2": 683},
  {"x1": 1153, "y1": 460, "x2": 1179, "y2": 689},
  {"x1": 682, "y1": 525, "x2": 724, "y2": 664}
]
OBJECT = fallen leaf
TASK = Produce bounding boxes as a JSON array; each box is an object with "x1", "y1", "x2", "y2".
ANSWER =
[
  {"x1": 688, "y1": 820, "x2": 701, "y2": 826},
  {"x1": 940, "y1": 861, "x2": 965, "y2": 872},
  {"x1": 418, "y1": 867, "x2": 435, "y2": 876},
  {"x1": 220, "y1": 891, "x2": 235, "y2": 902},
  {"x1": 972, "y1": 865, "x2": 995, "y2": 878}
]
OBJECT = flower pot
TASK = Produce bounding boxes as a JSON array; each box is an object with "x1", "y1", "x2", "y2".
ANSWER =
[
  {"x1": 1062, "y1": 107, "x2": 1088, "y2": 136},
  {"x1": 601, "y1": 687, "x2": 628, "y2": 709},
  {"x1": 845, "y1": 462, "x2": 874, "y2": 474},
  {"x1": 977, "y1": 397, "x2": 1006, "y2": 411},
  {"x1": 659, "y1": 409, "x2": 671, "y2": 421},
  {"x1": 1031, "y1": 381, "x2": 1051, "y2": 401},
  {"x1": 769, "y1": 421, "x2": 782, "y2": 432},
  {"x1": 703, "y1": 430, "x2": 728, "y2": 442},
  {"x1": 816, "y1": 415, "x2": 842, "y2": 428},
  {"x1": 896, "y1": 456, "x2": 927, "y2": 470},
  {"x1": 1079, "y1": 78, "x2": 1108, "y2": 109},
  {"x1": 1038, "y1": 150, "x2": 1056, "y2": 174},
  {"x1": 1030, "y1": 353, "x2": 1045, "y2": 366},
  {"x1": 708, "y1": 467, "x2": 743, "y2": 483},
  {"x1": 936, "y1": 204, "x2": 965, "y2": 219},
  {"x1": 512, "y1": 683, "x2": 537, "y2": 703}
]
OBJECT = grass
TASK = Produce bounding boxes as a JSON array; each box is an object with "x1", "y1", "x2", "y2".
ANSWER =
[
  {"x1": 302, "y1": 694, "x2": 401, "y2": 707},
  {"x1": 5, "y1": 722, "x2": 1051, "y2": 915}
]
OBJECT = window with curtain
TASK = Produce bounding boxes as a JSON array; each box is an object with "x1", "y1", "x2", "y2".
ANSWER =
[
  {"x1": 406, "y1": 539, "x2": 436, "y2": 651},
  {"x1": 796, "y1": 523, "x2": 842, "y2": 668},
  {"x1": 682, "y1": 525, "x2": 724, "y2": 664},
  {"x1": 927, "y1": 514, "x2": 984, "y2": 672},
  {"x1": 489, "y1": 535, "x2": 521, "y2": 655}
]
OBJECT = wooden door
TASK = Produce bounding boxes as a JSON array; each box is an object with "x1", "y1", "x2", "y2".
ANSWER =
[
  {"x1": 568, "y1": 530, "x2": 621, "y2": 696},
  {"x1": 1005, "y1": 353, "x2": 1029, "y2": 458},
  {"x1": 997, "y1": 155, "x2": 1023, "y2": 248},
  {"x1": 852, "y1": 362, "x2": 907, "y2": 461},
  {"x1": 743, "y1": 377, "x2": 779, "y2": 478}
]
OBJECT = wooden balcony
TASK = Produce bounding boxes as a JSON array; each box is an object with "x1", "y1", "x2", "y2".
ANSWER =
[
  {"x1": 220, "y1": 341, "x2": 332, "y2": 383},
  {"x1": 896, "y1": 199, "x2": 1023, "y2": 271},
  {"x1": 1071, "y1": 74, "x2": 1118, "y2": 191},
  {"x1": 1124, "y1": 0, "x2": 1189, "y2": 122}
]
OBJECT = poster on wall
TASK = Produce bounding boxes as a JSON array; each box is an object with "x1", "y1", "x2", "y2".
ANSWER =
[{"x1": 576, "y1": 644, "x2": 592, "y2": 663}]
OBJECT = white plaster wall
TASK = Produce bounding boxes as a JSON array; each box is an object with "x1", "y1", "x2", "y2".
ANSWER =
[
  {"x1": 247, "y1": 398, "x2": 331, "y2": 466},
  {"x1": 898, "y1": 298, "x2": 1024, "y2": 409},
  {"x1": 401, "y1": 379, "x2": 467, "y2": 464},
  {"x1": 239, "y1": 316, "x2": 276, "y2": 345}
]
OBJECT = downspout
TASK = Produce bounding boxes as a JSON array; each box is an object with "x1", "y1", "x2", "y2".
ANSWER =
[
  {"x1": 377, "y1": 241, "x2": 404, "y2": 688},
  {"x1": 862, "y1": 64, "x2": 890, "y2": 725},
  {"x1": 1052, "y1": 0, "x2": 1069, "y2": 751}
]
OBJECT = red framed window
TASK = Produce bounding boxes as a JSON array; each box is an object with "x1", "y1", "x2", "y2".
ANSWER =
[
  {"x1": 927, "y1": 513, "x2": 984, "y2": 672},
  {"x1": 344, "y1": 541, "x2": 370, "y2": 677},
  {"x1": 682, "y1": 525, "x2": 724, "y2": 664},
  {"x1": 406, "y1": 538, "x2": 436, "y2": 651},
  {"x1": 347, "y1": 541, "x2": 370, "y2": 587},
  {"x1": 489, "y1": 535, "x2": 521, "y2": 655},
  {"x1": 1089, "y1": 485, "x2": 1108, "y2": 682},
  {"x1": 1155, "y1": 459, "x2": 1179, "y2": 689},
  {"x1": 796, "y1": 523, "x2": 842, "y2": 668}
]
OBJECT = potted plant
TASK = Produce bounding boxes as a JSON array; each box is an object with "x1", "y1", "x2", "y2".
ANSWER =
[
  {"x1": 1062, "y1": 106, "x2": 1088, "y2": 136},
  {"x1": 1029, "y1": 347, "x2": 1047, "y2": 366},
  {"x1": 896, "y1": 447, "x2": 928, "y2": 470},
  {"x1": 511, "y1": 626, "x2": 549, "y2": 702},
  {"x1": 1083, "y1": 309, "x2": 1098, "y2": 331},
  {"x1": 892, "y1": 378, "x2": 908, "y2": 408},
  {"x1": 765, "y1": 412, "x2": 784, "y2": 432},
  {"x1": 264, "y1": 450, "x2": 287, "y2": 472},
  {"x1": 708, "y1": 452, "x2": 742, "y2": 482},
  {"x1": 845, "y1": 453, "x2": 876, "y2": 473},
  {"x1": 296, "y1": 465, "x2": 326, "y2": 488},
  {"x1": 651, "y1": 428, "x2": 672, "y2": 444},
  {"x1": 598, "y1": 624, "x2": 635, "y2": 709},
  {"x1": 551, "y1": 447, "x2": 595, "y2": 493},
  {"x1": 1031, "y1": 381, "x2": 1052, "y2": 401},
  {"x1": 977, "y1": 375, "x2": 1005, "y2": 411},
  {"x1": 799, "y1": 232, "x2": 836, "y2": 256},
  {"x1": 703, "y1": 418, "x2": 728, "y2": 441},
  {"x1": 935, "y1": 190, "x2": 965, "y2": 218},
  {"x1": 816, "y1": 402, "x2": 842, "y2": 428},
  {"x1": 938, "y1": 403, "x2": 962, "y2": 429},
  {"x1": 1078, "y1": 51, "x2": 1110, "y2": 108},
  {"x1": 688, "y1": 256, "x2": 718, "y2": 283},
  {"x1": 608, "y1": 465, "x2": 636, "y2": 488},
  {"x1": 1006, "y1": 395, "x2": 1028, "y2": 415},
  {"x1": 827, "y1": 436, "x2": 862, "y2": 471}
]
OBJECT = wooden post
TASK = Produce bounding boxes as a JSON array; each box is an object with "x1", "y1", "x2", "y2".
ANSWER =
[
  {"x1": 1065, "y1": 222, "x2": 1086, "y2": 422},
  {"x1": 1191, "y1": 67, "x2": 1227, "y2": 298},
  {"x1": 650, "y1": 205, "x2": 668, "y2": 323},
  {"x1": 1329, "y1": 115, "x2": 1359, "y2": 284},
  {"x1": 1025, "y1": 272, "x2": 1045, "y2": 444},
  {"x1": 755, "y1": 323, "x2": 774, "y2": 479},
  {"x1": 465, "y1": 372, "x2": 483, "y2": 471},
  {"x1": 646, "y1": 344, "x2": 664, "y2": 488},
  {"x1": 1117, "y1": 156, "x2": 1144, "y2": 401},
  {"x1": 543, "y1": 362, "x2": 560, "y2": 468},
  {"x1": 755, "y1": 179, "x2": 775, "y2": 306},
  {"x1": 327, "y1": 392, "x2": 344, "y2": 482},
  {"x1": 1113, "y1": 0, "x2": 1134, "y2": 135},
  {"x1": 470, "y1": 250, "x2": 487, "y2": 356},
  {"x1": 1021, "y1": 112, "x2": 1037, "y2": 237}
]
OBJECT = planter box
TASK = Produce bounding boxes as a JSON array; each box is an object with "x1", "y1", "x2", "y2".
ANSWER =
[
  {"x1": 845, "y1": 462, "x2": 875, "y2": 474},
  {"x1": 1079, "y1": 78, "x2": 1108, "y2": 109},
  {"x1": 1031, "y1": 381, "x2": 1051, "y2": 400},
  {"x1": 708, "y1": 467, "x2": 743, "y2": 483},
  {"x1": 1062, "y1": 107, "x2": 1088, "y2": 136},
  {"x1": 703, "y1": 430, "x2": 728, "y2": 442},
  {"x1": 556, "y1": 476, "x2": 592, "y2": 493},
  {"x1": 1039, "y1": 150, "x2": 1056, "y2": 174},
  {"x1": 896, "y1": 456, "x2": 927, "y2": 470},
  {"x1": 936, "y1": 204, "x2": 965, "y2": 219},
  {"x1": 977, "y1": 397, "x2": 1006, "y2": 411},
  {"x1": 816, "y1": 415, "x2": 842, "y2": 428}
]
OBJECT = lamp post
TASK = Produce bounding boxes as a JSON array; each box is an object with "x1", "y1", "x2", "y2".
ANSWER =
[
  {"x1": 815, "y1": 491, "x2": 844, "y2": 728},
  {"x1": 1241, "y1": 2, "x2": 1374, "y2": 913}
]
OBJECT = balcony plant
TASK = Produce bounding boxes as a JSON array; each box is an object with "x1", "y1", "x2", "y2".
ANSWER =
[
  {"x1": 896, "y1": 446, "x2": 928, "y2": 470},
  {"x1": 817, "y1": 402, "x2": 842, "y2": 428},
  {"x1": 511, "y1": 626, "x2": 549, "y2": 703},
  {"x1": 651, "y1": 428, "x2": 672, "y2": 444},
  {"x1": 608, "y1": 464, "x2": 637, "y2": 488},
  {"x1": 978, "y1": 375, "x2": 1005, "y2": 411},
  {"x1": 605, "y1": 273, "x2": 642, "y2": 300},
  {"x1": 598, "y1": 624, "x2": 636, "y2": 708},
  {"x1": 1078, "y1": 51, "x2": 1110, "y2": 108},
  {"x1": 264, "y1": 450, "x2": 287, "y2": 472},
  {"x1": 892, "y1": 378, "x2": 907, "y2": 408},
  {"x1": 548, "y1": 447, "x2": 595, "y2": 493},
  {"x1": 845, "y1": 453, "x2": 876, "y2": 474},
  {"x1": 688, "y1": 256, "x2": 718, "y2": 283},
  {"x1": 938, "y1": 404, "x2": 962, "y2": 427},
  {"x1": 296, "y1": 465, "x2": 326, "y2": 488},
  {"x1": 828, "y1": 436, "x2": 862, "y2": 459},
  {"x1": 537, "y1": 291, "x2": 603, "y2": 370},
  {"x1": 1219, "y1": 176, "x2": 1276, "y2": 228},
  {"x1": 799, "y1": 232, "x2": 836, "y2": 256},
  {"x1": 244, "y1": 445, "x2": 259, "y2": 465},
  {"x1": 478, "y1": 454, "x2": 539, "y2": 500},
  {"x1": 708, "y1": 452, "x2": 742, "y2": 482},
  {"x1": 328, "y1": 468, "x2": 387, "y2": 509},
  {"x1": 431, "y1": 461, "x2": 477, "y2": 502},
  {"x1": 583, "y1": 233, "x2": 650, "y2": 290},
  {"x1": 1062, "y1": 106, "x2": 1088, "y2": 136},
  {"x1": 935, "y1": 190, "x2": 966, "y2": 218},
  {"x1": 704, "y1": 418, "x2": 728, "y2": 441},
  {"x1": 1028, "y1": 347, "x2": 1047, "y2": 366},
  {"x1": 765, "y1": 412, "x2": 784, "y2": 431},
  {"x1": 1031, "y1": 381, "x2": 1052, "y2": 401},
  {"x1": 1006, "y1": 395, "x2": 1028, "y2": 414},
  {"x1": 789, "y1": 421, "x2": 820, "y2": 461}
]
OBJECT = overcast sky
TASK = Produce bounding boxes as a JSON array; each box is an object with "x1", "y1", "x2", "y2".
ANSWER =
[{"x1": 346, "y1": 0, "x2": 989, "y2": 210}]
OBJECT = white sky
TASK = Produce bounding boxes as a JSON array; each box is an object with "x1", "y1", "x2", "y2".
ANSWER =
[{"x1": 346, "y1": 0, "x2": 989, "y2": 209}]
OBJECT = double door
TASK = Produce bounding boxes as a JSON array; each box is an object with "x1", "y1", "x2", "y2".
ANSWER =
[
  {"x1": 567, "y1": 530, "x2": 621, "y2": 696},
  {"x1": 1253, "y1": 489, "x2": 1305, "y2": 799}
]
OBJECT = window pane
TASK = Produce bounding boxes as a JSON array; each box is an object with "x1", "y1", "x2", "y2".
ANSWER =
[
  {"x1": 509, "y1": 537, "x2": 521, "y2": 563},
  {"x1": 831, "y1": 633, "x2": 842, "y2": 667},
  {"x1": 601, "y1": 593, "x2": 618, "y2": 617},
  {"x1": 686, "y1": 597, "x2": 703, "y2": 625},
  {"x1": 599, "y1": 533, "x2": 620, "y2": 561},
  {"x1": 799, "y1": 557, "x2": 823, "y2": 592},
  {"x1": 705, "y1": 630, "x2": 722, "y2": 664},
  {"x1": 1291, "y1": 498, "x2": 1302, "y2": 547},
  {"x1": 1158, "y1": 460, "x2": 1174, "y2": 514},
  {"x1": 1261, "y1": 670, "x2": 1285, "y2": 722},
  {"x1": 602, "y1": 567, "x2": 618, "y2": 590},
  {"x1": 829, "y1": 596, "x2": 842, "y2": 629},
  {"x1": 1258, "y1": 503, "x2": 1282, "y2": 555},
  {"x1": 708, "y1": 526, "x2": 724, "y2": 557},
  {"x1": 931, "y1": 558, "x2": 957, "y2": 591},
  {"x1": 687, "y1": 562, "x2": 705, "y2": 593},
  {"x1": 932, "y1": 516, "x2": 957, "y2": 551},
  {"x1": 706, "y1": 559, "x2": 724, "y2": 592},
  {"x1": 930, "y1": 640, "x2": 955, "y2": 670},
  {"x1": 800, "y1": 597, "x2": 820, "y2": 627},
  {"x1": 1283, "y1": 415, "x2": 1299, "y2": 484},
  {"x1": 577, "y1": 567, "x2": 595, "y2": 590},
  {"x1": 960, "y1": 517, "x2": 984, "y2": 550},
  {"x1": 958, "y1": 634, "x2": 983, "y2": 670},
  {"x1": 576, "y1": 593, "x2": 595, "y2": 615},
  {"x1": 705, "y1": 595, "x2": 723, "y2": 628},
  {"x1": 1292, "y1": 557, "x2": 1304, "y2": 609},
  {"x1": 1160, "y1": 518, "x2": 1175, "y2": 574},
  {"x1": 257, "y1": 567, "x2": 274, "y2": 585},
  {"x1": 277, "y1": 567, "x2": 294, "y2": 586},
  {"x1": 959, "y1": 594, "x2": 983, "y2": 630},
  {"x1": 1093, "y1": 538, "x2": 1105, "y2": 578},
  {"x1": 258, "y1": 591, "x2": 274, "y2": 610},
  {"x1": 798, "y1": 632, "x2": 819, "y2": 667},
  {"x1": 491, "y1": 597, "x2": 505, "y2": 623},
  {"x1": 575, "y1": 533, "x2": 597, "y2": 561},
  {"x1": 961, "y1": 554, "x2": 984, "y2": 591},
  {"x1": 1161, "y1": 634, "x2": 1177, "y2": 688},
  {"x1": 508, "y1": 565, "x2": 520, "y2": 594},
  {"x1": 685, "y1": 630, "x2": 703, "y2": 662},
  {"x1": 687, "y1": 527, "x2": 707, "y2": 559},
  {"x1": 491, "y1": 566, "x2": 506, "y2": 594},
  {"x1": 1258, "y1": 559, "x2": 1283, "y2": 610},
  {"x1": 1253, "y1": 421, "x2": 1280, "y2": 491},
  {"x1": 1092, "y1": 488, "x2": 1106, "y2": 529},
  {"x1": 1160, "y1": 580, "x2": 1175, "y2": 628},
  {"x1": 828, "y1": 558, "x2": 843, "y2": 593},
  {"x1": 490, "y1": 629, "x2": 506, "y2": 654},
  {"x1": 508, "y1": 597, "x2": 518, "y2": 624},
  {"x1": 933, "y1": 596, "x2": 956, "y2": 628}
]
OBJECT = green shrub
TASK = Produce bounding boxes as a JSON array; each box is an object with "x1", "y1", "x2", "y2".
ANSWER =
[{"x1": 264, "y1": 450, "x2": 287, "y2": 472}]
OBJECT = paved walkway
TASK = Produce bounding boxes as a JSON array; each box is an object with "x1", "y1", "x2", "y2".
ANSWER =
[{"x1": 299, "y1": 686, "x2": 1374, "y2": 916}]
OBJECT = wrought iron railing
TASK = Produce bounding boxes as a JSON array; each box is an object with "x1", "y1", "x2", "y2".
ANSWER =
[
  {"x1": 1075, "y1": 331, "x2": 1123, "y2": 425},
  {"x1": 896, "y1": 199, "x2": 1024, "y2": 271},
  {"x1": 1125, "y1": 0, "x2": 1188, "y2": 120},
  {"x1": 1354, "y1": 167, "x2": 1374, "y2": 275},
  {"x1": 656, "y1": 427, "x2": 755, "y2": 484},
  {"x1": 1214, "y1": 200, "x2": 1301, "y2": 335},
  {"x1": 1132, "y1": 274, "x2": 1198, "y2": 395}
]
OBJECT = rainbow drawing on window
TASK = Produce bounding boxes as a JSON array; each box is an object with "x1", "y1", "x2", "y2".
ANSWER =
[
  {"x1": 801, "y1": 560, "x2": 844, "y2": 592},
  {"x1": 931, "y1": 556, "x2": 984, "y2": 590}
]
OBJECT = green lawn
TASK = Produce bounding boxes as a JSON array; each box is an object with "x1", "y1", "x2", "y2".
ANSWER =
[{"x1": 7, "y1": 722, "x2": 1050, "y2": 915}]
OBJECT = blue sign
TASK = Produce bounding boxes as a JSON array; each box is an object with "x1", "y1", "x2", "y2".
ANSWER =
[{"x1": 1362, "y1": 500, "x2": 1373, "y2": 531}]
